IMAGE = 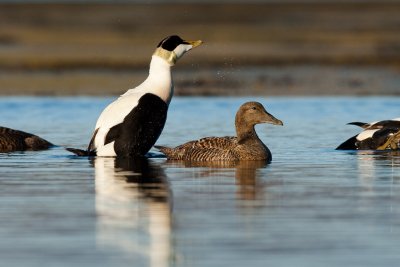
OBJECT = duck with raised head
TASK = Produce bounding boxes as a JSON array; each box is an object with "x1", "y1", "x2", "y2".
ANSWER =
[
  {"x1": 0, "y1": 126, "x2": 53, "y2": 152},
  {"x1": 67, "y1": 35, "x2": 202, "y2": 157},
  {"x1": 336, "y1": 118, "x2": 400, "y2": 150},
  {"x1": 155, "y1": 102, "x2": 283, "y2": 162}
]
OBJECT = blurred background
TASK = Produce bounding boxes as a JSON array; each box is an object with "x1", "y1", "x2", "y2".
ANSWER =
[{"x1": 0, "y1": 0, "x2": 400, "y2": 96}]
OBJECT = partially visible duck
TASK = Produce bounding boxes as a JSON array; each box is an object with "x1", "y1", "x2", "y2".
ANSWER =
[
  {"x1": 155, "y1": 102, "x2": 283, "y2": 162},
  {"x1": 0, "y1": 126, "x2": 53, "y2": 152},
  {"x1": 336, "y1": 118, "x2": 400, "y2": 150},
  {"x1": 67, "y1": 35, "x2": 202, "y2": 157}
]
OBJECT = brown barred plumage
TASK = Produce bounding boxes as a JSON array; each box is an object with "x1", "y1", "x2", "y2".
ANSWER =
[
  {"x1": 155, "y1": 102, "x2": 283, "y2": 162},
  {"x1": 0, "y1": 126, "x2": 53, "y2": 152}
]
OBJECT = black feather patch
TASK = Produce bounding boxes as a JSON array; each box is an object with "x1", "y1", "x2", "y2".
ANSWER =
[
  {"x1": 87, "y1": 128, "x2": 99, "y2": 153},
  {"x1": 66, "y1": 147, "x2": 96, "y2": 156},
  {"x1": 336, "y1": 135, "x2": 358, "y2": 150},
  {"x1": 105, "y1": 93, "x2": 168, "y2": 157},
  {"x1": 347, "y1": 122, "x2": 369, "y2": 129},
  {"x1": 157, "y1": 35, "x2": 185, "y2": 51},
  {"x1": 105, "y1": 124, "x2": 121, "y2": 146}
]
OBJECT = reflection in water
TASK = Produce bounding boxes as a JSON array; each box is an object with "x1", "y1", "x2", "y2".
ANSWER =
[
  {"x1": 166, "y1": 160, "x2": 268, "y2": 201},
  {"x1": 94, "y1": 157, "x2": 172, "y2": 267},
  {"x1": 356, "y1": 150, "x2": 400, "y2": 193},
  {"x1": 234, "y1": 161, "x2": 268, "y2": 201}
]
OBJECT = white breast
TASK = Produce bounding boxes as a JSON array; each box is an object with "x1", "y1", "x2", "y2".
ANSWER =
[
  {"x1": 93, "y1": 92, "x2": 144, "y2": 156},
  {"x1": 92, "y1": 55, "x2": 173, "y2": 156}
]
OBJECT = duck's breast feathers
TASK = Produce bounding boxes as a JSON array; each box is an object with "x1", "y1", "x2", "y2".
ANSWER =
[
  {"x1": 95, "y1": 91, "x2": 143, "y2": 130},
  {"x1": 95, "y1": 93, "x2": 169, "y2": 157}
]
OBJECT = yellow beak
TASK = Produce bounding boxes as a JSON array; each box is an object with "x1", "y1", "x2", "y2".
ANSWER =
[{"x1": 186, "y1": 40, "x2": 203, "y2": 48}]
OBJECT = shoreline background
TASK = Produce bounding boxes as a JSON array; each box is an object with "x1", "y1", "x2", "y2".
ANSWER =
[{"x1": 0, "y1": 2, "x2": 400, "y2": 95}]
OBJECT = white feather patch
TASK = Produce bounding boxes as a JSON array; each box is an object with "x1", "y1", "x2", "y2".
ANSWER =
[
  {"x1": 92, "y1": 55, "x2": 173, "y2": 156},
  {"x1": 357, "y1": 129, "x2": 378, "y2": 141},
  {"x1": 96, "y1": 141, "x2": 117, "y2": 157}
]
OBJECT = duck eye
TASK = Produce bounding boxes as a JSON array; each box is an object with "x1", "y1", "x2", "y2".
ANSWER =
[{"x1": 251, "y1": 107, "x2": 257, "y2": 110}]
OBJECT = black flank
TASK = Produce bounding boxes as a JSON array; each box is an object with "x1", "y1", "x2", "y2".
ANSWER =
[
  {"x1": 105, "y1": 93, "x2": 168, "y2": 157},
  {"x1": 336, "y1": 135, "x2": 358, "y2": 150}
]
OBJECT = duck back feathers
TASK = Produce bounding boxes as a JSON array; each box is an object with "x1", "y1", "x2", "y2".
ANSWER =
[
  {"x1": 156, "y1": 136, "x2": 238, "y2": 161},
  {"x1": 0, "y1": 126, "x2": 53, "y2": 152}
]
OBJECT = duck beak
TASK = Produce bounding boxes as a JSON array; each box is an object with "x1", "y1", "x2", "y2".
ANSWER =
[
  {"x1": 186, "y1": 40, "x2": 203, "y2": 48},
  {"x1": 263, "y1": 112, "x2": 283, "y2": 126}
]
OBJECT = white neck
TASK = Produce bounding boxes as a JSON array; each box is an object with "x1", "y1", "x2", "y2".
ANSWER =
[
  {"x1": 124, "y1": 55, "x2": 174, "y2": 105},
  {"x1": 148, "y1": 56, "x2": 174, "y2": 104}
]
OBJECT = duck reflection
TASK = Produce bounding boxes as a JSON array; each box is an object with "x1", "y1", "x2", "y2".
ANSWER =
[
  {"x1": 94, "y1": 157, "x2": 172, "y2": 267},
  {"x1": 234, "y1": 161, "x2": 268, "y2": 201},
  {"x1": 165, "y1": 160, "x2": 268, "y2": 201},
  {"x1": 354, "y1": 150, "x2": 400, "y2": 193}
]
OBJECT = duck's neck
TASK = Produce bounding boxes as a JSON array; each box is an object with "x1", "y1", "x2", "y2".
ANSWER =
[
  {"x1": 236, "y1": 119, "x2": 260, "y2": 144},
  {"x1": 144, "y1": 55, "x2": 174, "y2": 104}
]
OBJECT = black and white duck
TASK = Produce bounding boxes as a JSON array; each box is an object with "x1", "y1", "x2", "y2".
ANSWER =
[
  {"x1": 67, "y1": 35, "x2": 202, "y2": 157},
  {"x1": 336, "y1": 118, "x2": 400, "y2": 150}
]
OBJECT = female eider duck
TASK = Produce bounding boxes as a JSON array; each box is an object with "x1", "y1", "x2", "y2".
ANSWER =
[
  {"x1": 0, "y1": 126, "x2": 53, "y2": 152},
  {"x1": 67, "y1": 35, "x2": 202, "y2": 157},
  {"x1": 336, "y1": 118, "x2": 400, "y2": 150},
  {"x1": 155, "y1": 102, "x2": 283, "y2": 162}
]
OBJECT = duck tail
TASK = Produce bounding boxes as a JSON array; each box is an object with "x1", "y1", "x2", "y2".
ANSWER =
[
  {"x1": 66, "y1": 147, "x2": 96, "y2": 157},
  {"x1": 347, "y1": 122, "x2": 369, "y2": 129}
]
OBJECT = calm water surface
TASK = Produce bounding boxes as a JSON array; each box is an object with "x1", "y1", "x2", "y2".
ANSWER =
[{"x1": 1, "y1": 96, "x2": 400, "y2": 267}]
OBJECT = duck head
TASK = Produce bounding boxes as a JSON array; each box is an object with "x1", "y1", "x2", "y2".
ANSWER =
[
  {"x1": 236, "y1": 102, "x2": 283, "y2": 129},
  {"x1": 153, "y1": 35, "x2": 203, "y2": 65}
]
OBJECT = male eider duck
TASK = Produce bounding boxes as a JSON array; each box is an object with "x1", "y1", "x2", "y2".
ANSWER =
[
  {"x1": 155, "y1": 102, "x2": 283, "y2": 162},
  {"x1": 67, "y1": 35, "x2": 202, "y2": 157},
  {"x1": 0, "y1": 126, "x2": 53, "y2": 152},
  {"x1": 336, "y1": 118, "x2": 400, "y2": 150}
]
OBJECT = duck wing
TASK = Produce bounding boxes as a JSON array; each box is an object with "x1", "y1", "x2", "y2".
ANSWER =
[
  {"x1": 183, "y1": 146, "x2": 238, "y2": 161},
  {"x1": 188, "y1": 136, "x2": 237, "y2": 149},
  {"x1": 342, "y1": 127, "x2": 399, "y2": 150},
  {"x1": 361, "y1": 128, "x2": 400, "y2": 150},
  {"x1": 155, "y1": 136, "x2": 237, "y2": 160}
]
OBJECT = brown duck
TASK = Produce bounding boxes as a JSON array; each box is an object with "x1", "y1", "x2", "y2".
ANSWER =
[
  {"x1": 155, "y1": 102, "x2": 283, "y2": 162},
  {"x1": 0, "y1": 126, "x2": 53, "y2": 152}
]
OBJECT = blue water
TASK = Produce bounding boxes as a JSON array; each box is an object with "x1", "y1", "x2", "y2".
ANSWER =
[{"x1": 1, "y1": 96, "x2": 400, "y2": 267}]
